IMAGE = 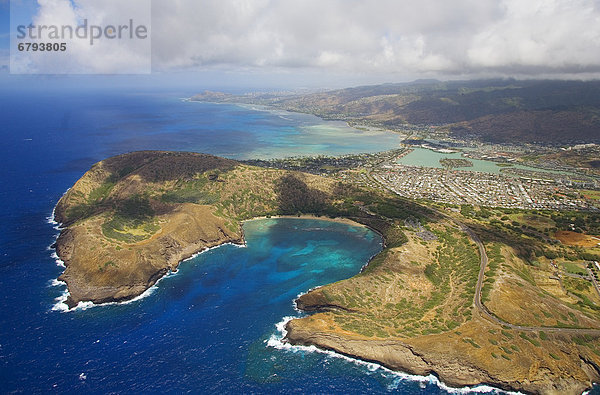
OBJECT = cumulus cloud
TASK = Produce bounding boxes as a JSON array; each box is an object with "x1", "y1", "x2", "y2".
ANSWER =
[
  {"x1": 10, "y1": 0, "x2": 151, "y2": 74},
  {"x1": 467, "y1": 0, "x2": 600, "y2": 72},
  {"x1": 12, "y1": 0, "x2": 600, "y2": 78},
  {"x1": 148, "y1": 0, "x2": 600, "y2": 78}
]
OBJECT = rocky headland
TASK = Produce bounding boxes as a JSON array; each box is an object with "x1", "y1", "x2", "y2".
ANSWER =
[{"x1": 53, "y1": 151, "x2": 600, "y2": 394}]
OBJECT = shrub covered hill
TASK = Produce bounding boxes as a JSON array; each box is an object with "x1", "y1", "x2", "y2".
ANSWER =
[
  {"x1": 54, "y1": 151, "x2": 600, "y2": 394},
  {"x1": 192, "y1": 79, "x2": 600, "y2": 144}
]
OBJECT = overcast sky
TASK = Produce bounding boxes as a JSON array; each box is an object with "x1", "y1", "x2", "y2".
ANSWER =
[
  {"x1": 3, "y1": 0, "x2": 600, "y2": 88},
  {"x1": 151, "y1": 0, "x2": 600, "y2": 77}
]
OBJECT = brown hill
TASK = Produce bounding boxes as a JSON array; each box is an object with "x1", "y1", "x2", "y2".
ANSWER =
[
  {"x1": 192, "y1": 79, "x2": 600, "y2": 144},
  {"x1": 53, "y1": 151, "x2": 600, "y2": 394}
]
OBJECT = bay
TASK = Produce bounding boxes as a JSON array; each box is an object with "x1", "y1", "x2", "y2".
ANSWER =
[{"x1": 0, "y1": 89, "x2": 489, "y2": 394}]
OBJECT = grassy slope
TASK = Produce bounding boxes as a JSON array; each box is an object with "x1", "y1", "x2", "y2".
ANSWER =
[
  {"x1": 53, "y1": 151, "x2": 422, "y2": 305},
  {"x1": 193, "y1": 79, "x2": 600, "y2": 144},
  {"x1": 289, "y1": 206, "x2": 600, "y2": 393},
  {"x1": 56, "y1": 151, "x2": 600, "y2": 393}
]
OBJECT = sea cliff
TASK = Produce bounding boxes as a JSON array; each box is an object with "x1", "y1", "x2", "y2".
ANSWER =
[{"x1": 54, "y1": 151, "x2": 600, "y2": 394}]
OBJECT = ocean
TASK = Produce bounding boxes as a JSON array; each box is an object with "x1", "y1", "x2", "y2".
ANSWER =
[{"x1": 0, "y1": 89, "x2": 500, "y2": 393}]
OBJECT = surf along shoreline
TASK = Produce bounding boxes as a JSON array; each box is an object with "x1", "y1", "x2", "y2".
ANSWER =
[
  {"x1": 49, "y1": 148, "x2": 599, "y2": 394},
  {"x1": 50, "y1": 211, "x2": 380, "y2": 311},
  {"x1": 51, "y1": 208, "x2": 513, "y2": 394}
]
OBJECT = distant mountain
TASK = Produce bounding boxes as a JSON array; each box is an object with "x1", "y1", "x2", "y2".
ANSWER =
[{"x1": 192, "y1": 79, "x2": 600, "y2": 144}]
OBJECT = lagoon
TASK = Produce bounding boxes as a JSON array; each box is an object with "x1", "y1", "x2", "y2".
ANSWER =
[
  {"x1": 398, "y1": 147, "x2": 562, "y2": 175},
  {"x1": 0, "y1": 90, "x2": 452, "y2": 394}
]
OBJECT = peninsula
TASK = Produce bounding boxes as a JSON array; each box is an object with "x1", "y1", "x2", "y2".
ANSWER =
[{"x1": 54, "y1": 151, "x2": 600, "y2": 394}]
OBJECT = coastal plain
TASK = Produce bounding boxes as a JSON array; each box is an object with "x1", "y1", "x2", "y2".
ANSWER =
[{"x1": 54, "y1": 150, "x2": 600, "y2": 395}]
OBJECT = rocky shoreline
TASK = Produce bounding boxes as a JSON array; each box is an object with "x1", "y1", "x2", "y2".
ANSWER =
[
  {"x1": 284, "y1": 293, "x2": 598, "y2": 395},
  {"x1": 52, "y1": 213, "x2": 366, "y2": 309},
  {"x1": 53, "y1": 201, "x2": 244, "y2": 309},
  {"x1": 50, "y1": 151, "x2": 600, "y2": 394},
  {"x1": 284, "y1": 319, "x2": 507, "y2": 392},
  {"x1": 54, "y1": 226, "x2": 243, "y2": 309}
]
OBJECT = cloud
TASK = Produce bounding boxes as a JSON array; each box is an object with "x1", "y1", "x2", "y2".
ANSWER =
[
  {"x1": 148, "y1": 0, "x2": 600, "y2": 79},
  {"x1": 467, "y1": 0, "x2": 600, "y2": 71},
  {"x1": 10, "y1": 0, "x2": 150, "y2": 74},
  {"x1": 15, "y1": 0, "x2": 600, "y2": 79}
]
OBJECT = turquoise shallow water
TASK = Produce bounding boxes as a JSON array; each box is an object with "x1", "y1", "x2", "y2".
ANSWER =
[
  {"x1": 0, "y1": 89, "x2": 436, "y2": 394},
  {"x1": 1, "y1": 90, "x2": 583, "y2": 393},
  {"x1": 398, "y1": 147, "x2": 568, "y2": 175},
  {"x1": 93, "y1": 95, "x2": 403, "y2": 160},
  {"x1": 4, "y1": 216, "x2": 444, "y2": 393},
  {"x1": 397, "y1": 148, "x2": 504, "y2": 173}
]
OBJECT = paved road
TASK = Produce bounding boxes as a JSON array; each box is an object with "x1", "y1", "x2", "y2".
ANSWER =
[
  {"x1": 461, "y1": 220, "x2": 600, "y2": 335},
  {"x1": 587, "y1": 267, "x2": 600, "y2": 299},
  {"x1": 563, "y1": 272, "x2": 591, "y2": 280},
  {"x1": 367, "y1": 169, "x2": 600, "y2": 335}
]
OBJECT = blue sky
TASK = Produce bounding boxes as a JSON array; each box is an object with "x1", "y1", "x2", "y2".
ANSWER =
[
  {"x1": 1, "y1": 1, "x2": 9, "y2": 64},
  {"x1": 2, "y1": 0, "x2": 600, "y2": 91}
]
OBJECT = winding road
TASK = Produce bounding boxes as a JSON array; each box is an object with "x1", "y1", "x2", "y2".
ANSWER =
[
  {"x1": 366, "y1": 160, "x2": 600, "y2": 336},
  {"x1": 461, "y1": 220, "x2": 600, "y2": 335}
]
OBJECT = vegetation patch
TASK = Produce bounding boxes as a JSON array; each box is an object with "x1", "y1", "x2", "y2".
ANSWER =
[
  {"x1": 102, "y1": 196, "x2": 160, "y2": 243},
  {"x1": 562, "y1": 262, "x2": 588, "y2": 276},
  {"x1": 519, "y1": 332, "x2": 541, "y2": 347},
  {"x1": 462, "y1": 338, "x2": 481, "y2": 348}
]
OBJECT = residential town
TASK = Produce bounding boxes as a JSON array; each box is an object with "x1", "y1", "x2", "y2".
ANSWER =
[
  {"x1": 370, "y1": 165, "x2": 597, "y2": 210},
  {"x1": 246, "y1": 145, "x2": 599, "y2": 211}
]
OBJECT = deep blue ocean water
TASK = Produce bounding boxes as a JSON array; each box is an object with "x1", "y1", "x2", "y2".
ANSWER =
[{"x1": 0, "y1": 89, "x2": 505, "y2": 393}]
